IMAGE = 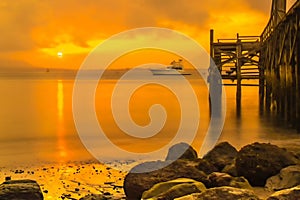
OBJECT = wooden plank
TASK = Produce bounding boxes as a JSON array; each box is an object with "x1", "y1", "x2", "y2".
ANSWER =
[{"x1": 223, "y1": 83, "x2": 260, "y2": 86}]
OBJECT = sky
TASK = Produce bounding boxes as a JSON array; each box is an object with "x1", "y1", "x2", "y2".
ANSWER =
[{"x1": 0, "y1": 0, "x2": 296, "y2": 70}]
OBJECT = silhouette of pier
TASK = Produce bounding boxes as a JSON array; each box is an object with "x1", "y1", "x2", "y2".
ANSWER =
[{"x1": 209, "y1": 0, "x2": 300, "y2": 131}]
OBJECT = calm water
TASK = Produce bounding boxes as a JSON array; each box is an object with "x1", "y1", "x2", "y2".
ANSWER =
[{"x1": 0, "y1": 71, "x2": 299, "y2": 167}]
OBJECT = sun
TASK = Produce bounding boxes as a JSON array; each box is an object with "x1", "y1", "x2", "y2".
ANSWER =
[{"x1": 57, "y1": 51, "x2": 63, "y2": 58}]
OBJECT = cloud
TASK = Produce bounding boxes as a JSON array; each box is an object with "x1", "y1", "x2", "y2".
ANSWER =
[
  {"x1": 1, "y1": 0, "x2": 272, "y2": 50},
  {"x1": 0, "y1": 0, "x2": 274, "y2": 69},
  {"x1": 245, "y1": 0, "x2": 272, "y2": 13},
  {"x1": 125, "y1": 0, "x2": 209, "y2": 27},
  {"x1": 0, "y1": 0, "x2": 42, "y2": 52}
]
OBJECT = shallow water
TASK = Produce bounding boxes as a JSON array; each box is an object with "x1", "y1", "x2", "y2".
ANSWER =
[{"x1": 0, "y1": 70, "x2": 298, "y2": 167}]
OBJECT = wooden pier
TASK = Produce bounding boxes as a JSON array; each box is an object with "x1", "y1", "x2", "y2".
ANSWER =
[
  {"x1": 209, "y1": 30, "x2": 260, "y2": 115},
  {"x1": 209, "y1": 0, "x2": 300, "y2": 131}
]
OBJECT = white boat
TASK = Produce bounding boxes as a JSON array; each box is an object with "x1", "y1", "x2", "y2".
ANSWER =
[{"x1": 150, "y1": 59, "x2": 191, "y2": 75}]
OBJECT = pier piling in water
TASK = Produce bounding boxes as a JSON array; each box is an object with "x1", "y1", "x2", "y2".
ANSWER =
[
  {"x1": 209, "y1": 30, "x2": 260, "y2": 116},
  {"x1": 260, "y1": 0, "x2": 300, "y2": 130},
  {"x1": 209, "y1": 0, "x2": 300, "y2": 131}
]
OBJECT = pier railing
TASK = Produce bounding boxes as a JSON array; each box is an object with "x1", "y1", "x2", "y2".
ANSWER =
[{"x1": 261, "y1": 0, "x2": 300, "y2": 43}]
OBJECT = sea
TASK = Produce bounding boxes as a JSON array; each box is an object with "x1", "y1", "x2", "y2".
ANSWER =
[{"x1": 0, "y1": 69, "x2": 299, "y2": 168}]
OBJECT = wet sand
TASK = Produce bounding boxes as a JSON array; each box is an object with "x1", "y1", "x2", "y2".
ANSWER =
[{"x1": 0, "y1": 160, "x2": 127, "y2": 199}]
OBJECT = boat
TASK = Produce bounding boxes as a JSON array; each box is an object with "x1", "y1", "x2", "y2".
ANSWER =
[{"x1": 150, "y1": 59, "x2": 191, "y2": 75}]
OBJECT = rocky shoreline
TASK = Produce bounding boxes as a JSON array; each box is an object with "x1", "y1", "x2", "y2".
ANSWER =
[
  {"x1": 123, "y1": 142, "x2": 300, "y2": 200},
  {"x1": 2, "y1": 141, "x2": 300, "y2": 199}
]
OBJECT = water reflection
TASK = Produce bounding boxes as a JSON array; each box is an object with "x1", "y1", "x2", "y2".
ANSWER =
[
  {"x1": 0, "y1": 77, "x2": 298, "y2": 167},
  {"x1": 57, "y1": 80, "x2": 67, "y2": 161},
  {"x1": 57, "y1": 80, "x2": 64, "y2": 120}
]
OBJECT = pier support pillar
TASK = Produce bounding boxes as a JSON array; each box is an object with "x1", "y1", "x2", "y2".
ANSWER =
[
  {"x1": 236, "y1": 34, "x2": 242, "y2": 116},
  {"x1": 209, "y1": 29, "x2": 222, "y2": 118}
]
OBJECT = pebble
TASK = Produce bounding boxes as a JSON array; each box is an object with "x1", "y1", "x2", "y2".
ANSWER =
[
  {"x1": 103, "y1": 191, "x2": 111, "y2": 195},
  {"x1": 15, "y1": 169, "x2": 24, "y2": 174}
]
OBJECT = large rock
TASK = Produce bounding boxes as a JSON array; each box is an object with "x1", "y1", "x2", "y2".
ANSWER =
[
  {"x1": 206, "y1": 172, "x2": 252, "y2": 189},
  {"x1": 175, "y1": 186, "x2": 260, "y2": 200},
  {"x1": 222, "y1": 160, "x2": 238, "y2": 177},
  {"x1": 142, "y1": 178, "x2": 206, "y2": 200},
  {"x1": 266, "y1": 165, "x2": 300, "y2": 191},
  {"x1": 163, "y1": 158, "x2": 217, "y2": 175},
  {"x1": 123, "y1": 160, "x2": 208, "y2": 199},
  {"x1": 267, "y1": 185, "x2": 300, "y2": 200},
  {"x1": 166, "y1": 143, "x2": 198, "y2": 161},
  {"x1": 202, "y1": 142, "x2": 238, "y2": 171},
  {"x1": 194, "y1": 159, "x2": 218, "y2": 175},
  {"x1": 0, "y1": 179, "x2": 43, "y2": 200},
  {"x1": 236, "y1": 142, "x2": 298, "y2": 186}
]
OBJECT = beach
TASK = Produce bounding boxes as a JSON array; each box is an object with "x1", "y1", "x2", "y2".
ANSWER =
[
  {"x1": 0, "y1": 160, "x2": 127, "y2": 199},
  {"x1": 2, "y1": 137, "x2": 300, "y2": 199}
]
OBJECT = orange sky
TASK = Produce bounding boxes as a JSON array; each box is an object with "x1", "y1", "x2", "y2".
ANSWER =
[{"x1": 0, "y1": 0, "x2": 296, "y2": 70}]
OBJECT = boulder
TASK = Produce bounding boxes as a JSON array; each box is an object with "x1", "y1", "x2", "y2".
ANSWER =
[
  {"x1": 166, "y1": 142, "x2": 198, "y2": 161},
  {"x1": 222, "y1": 160, "x2": 238, "y2": 177},
  {"x1": 236, "y1": 142, "x2": 298, "y2": 186},
  {"x1": 123, "y1": 160, "x2": 208, "y2": 200},
  {"x1": 175, "y1": 186, "x2": 260, "y2": 200},
  {"x1": 266, "y1": 165, "x2": 300, "y2": 191},
  {"x1": 194, "y1": 159, "x2": 218, "y2": 175},
  {"x1": 206, "y1": 172, "x2": 252, "y2": 189},
  {"x1": 0, "y1": 179, "x2": 43, "y2": 200},
  {"x1": 142, "y1": 178, "x2": 206, "y2": 200},
  {"x1": 202, "y1": 142, "x2": 238, "y2": 171},
  {"x1": 267, "y1": 185, "x2": 300, "y2": 200},
  {"x1": 162, "y1": 158, "x2": 217, "y2": 175}
]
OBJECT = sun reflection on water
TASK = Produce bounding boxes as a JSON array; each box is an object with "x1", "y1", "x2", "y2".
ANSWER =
[{"x1": 57, "y1": 80, "x2": 67, "y2": 161}]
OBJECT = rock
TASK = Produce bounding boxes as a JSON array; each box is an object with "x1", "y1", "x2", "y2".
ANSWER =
[
  {"x1": 222, "y1": 160, "x2": 238, "y2": 177},
  {"x1": 123, "y1": 160, "x2": 208, "y2": 200},
  {"x1": 266, "y1": 165, "x2": 300, "y2": 191},
  {"x1": 291, "y1": 150, "x2": 300, "y2": 161},
  {"x1": 142, "y1": 178, "x2": 206, "y2": 200},
  {"x1": 169, "y1": 158, "x2": 217, "y2": 175},
  {"x1": 0, "y1": 179, "x2": 43, "y2": 200},
  {"x1": 236, "y1": 142, "x2": 298, "y2": 186},
  {"x1": 202, "y1": 142, "x2": 238, "y2": 171},
  {"x1": 165, "y1": 142, "x2": 198, "y2": 161},
  {"x1": 194, "y1": 159, "x2": 218, "y2": 175},
  {"x1": 79, "y1": 194, "x2": 110, "y2": 200},
  {"x1": 157, "y1": 183, "x2": 204, "y2": 200},
  {"x1": 79, "y1": 192, "x2": 121, "y2": 200},
  {"x1": 267, "y1": 185, "x2": 300, "y2": 200},
  {"x1": 206, "y1": 172, "x2": 252, "y2": 189},
  {"x1": 175, "y1": 186, "x2": 260, "y2": 200},
  {"x1": 142, "y1": 178, "x2": 198, "y2": 198}
]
